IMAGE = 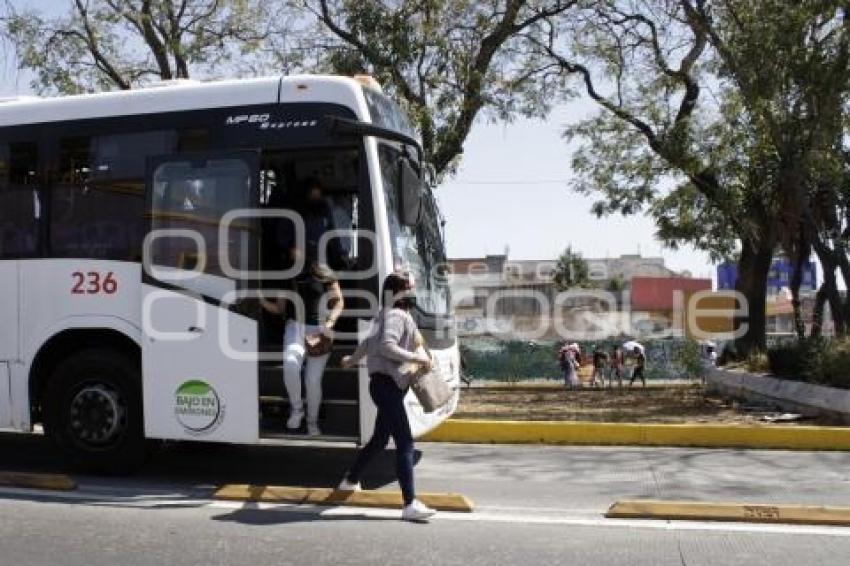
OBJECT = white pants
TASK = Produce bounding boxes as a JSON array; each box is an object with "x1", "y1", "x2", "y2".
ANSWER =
[{"x1": 283, "y1": 320, "x2": 330, "y2": 424}]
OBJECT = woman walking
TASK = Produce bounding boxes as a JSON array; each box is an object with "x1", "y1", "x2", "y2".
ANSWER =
[
  {"x1": 337, "y1": 272, "x2": 437, "y2": 522},
  {"x1": 629, "y1": 346, "x2": 647, "y2": 388}
]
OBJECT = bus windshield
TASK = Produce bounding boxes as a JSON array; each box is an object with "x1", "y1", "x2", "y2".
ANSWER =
[
  {"x1": 378, "y1": 142, "x2": 450, "y2": 315},
  {"x1": 363, "y1": 88, "x2": 419, "y2": 143}
]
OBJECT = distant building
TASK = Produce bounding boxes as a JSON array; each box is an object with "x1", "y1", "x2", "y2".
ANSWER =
[
  {"x1": 449, "y1": 253, "x2": 703, "y2": 339},
  {"x1": 450, "y1": 253, "x2": 683, "y2": 290},
  {"x1": 449, "y1": 254, "x2": 559, "y2": 337},
  {"x1": 585, "y1": 254, "x2": 682, "y2": 287},
  {"x1": 717, "y1": 256, "x2": 817, "y2": 296},
  {"x1": 630, "y1": 276, "x2": 713, "y2": 337},
  {"x1": 765, "y1": 290, "x2": 836, "y2": 338}
]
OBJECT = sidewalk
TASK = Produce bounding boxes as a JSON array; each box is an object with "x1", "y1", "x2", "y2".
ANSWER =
[{"x1": 0, "y1": 433, "x2": 847, "y2": 527}]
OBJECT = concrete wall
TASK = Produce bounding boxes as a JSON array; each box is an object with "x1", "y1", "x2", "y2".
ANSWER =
[{"x1": 708, "y1": 368, "x2": 850, "y2": 424}]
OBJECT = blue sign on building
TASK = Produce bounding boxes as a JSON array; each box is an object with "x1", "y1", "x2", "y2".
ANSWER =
[{"x1": 717, "y1": 257, "x2": 817, "y2": 293}]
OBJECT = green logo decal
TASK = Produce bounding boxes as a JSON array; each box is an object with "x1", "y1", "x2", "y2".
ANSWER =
[{"x1": 175, "y1": 380, "x2": 224, "y2": 434}]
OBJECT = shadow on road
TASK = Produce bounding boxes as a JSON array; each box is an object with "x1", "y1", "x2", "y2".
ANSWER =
[
  {"x1": 0, "y1": 432, "x2": 420, "y2": 492},
  {"x1": 210, "y1": 507, "x2": 399, "y2": 526}
]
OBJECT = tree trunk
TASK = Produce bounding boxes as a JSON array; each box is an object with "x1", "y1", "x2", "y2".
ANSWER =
[
  {"x1": 811, "y1": 282, "x2": 827, "y2": 339},
  {"x1": 832, "y1": 246, "x2": 850, "y2": 333},
  {"x1": 811, "y1": 235, "x2": 847, "y2": 336},
  {"x1": 789, "y1": 248, "x2": 806, "y2": 340},
  {"x1": 809, "y1": 265, "x2": 841, "y2": 339},
  {"x1": 733, "y1": 237, "x2": 774, "y2": 356},
  {"x1": 788, "y1": 226, "x2": 811, "y2": 340}
]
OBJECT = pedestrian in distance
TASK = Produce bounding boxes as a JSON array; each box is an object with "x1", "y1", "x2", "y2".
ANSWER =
[
  {"x1": 590, "y1": 344, "x2": 608, "y2": 388},
  {"x1": 629, "y1": 346, "x2": 647, "y2": 388},
  {"x1": 558, "y1": 342, "x2": 570, "y2": 384},
  {"x1": 609, "y1": 345, "x2": 624, "y2": 389},
  {"x1": 558, "y1": 342, "x2": 580, "y2": 389},
  {"x1": 571, "y1": 342, "x2": 582, "y2": 367},
  {"x1": 337, "y1": 272, "x2": 437, "y2": 522}
]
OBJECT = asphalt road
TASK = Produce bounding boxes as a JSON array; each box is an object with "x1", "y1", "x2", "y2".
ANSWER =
[{"x1": 1, "y1": 432, "x2": 849, "y2": 565}]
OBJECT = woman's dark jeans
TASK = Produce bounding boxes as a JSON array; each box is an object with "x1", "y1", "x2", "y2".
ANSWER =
[{"x1": 346, "y1": 373, "x2": 416, "y2": 505}]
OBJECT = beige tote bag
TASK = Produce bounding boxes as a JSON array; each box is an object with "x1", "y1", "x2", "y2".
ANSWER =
[{"x1": 408, "y1": 346, "x2": 453, "y2": 413}]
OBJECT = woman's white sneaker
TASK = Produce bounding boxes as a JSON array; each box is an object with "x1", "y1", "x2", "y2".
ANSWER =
[
  {"x1": 286, "y1": 410, "x2": 304, "y2": 431},
  {"x1": 337, "y1": 478, "x2": 362, "y2": 492},
  {"x1": 402, "y1": 500, "x2": 436, "y2": 522},
  {"x1": 306, "y1": 422, "x2": 321, "y2": 436}
]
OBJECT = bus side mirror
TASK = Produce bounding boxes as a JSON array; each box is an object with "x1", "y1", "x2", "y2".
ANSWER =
[{"x1": 398, "y1": 158, "x2": 422, "y2": 226}]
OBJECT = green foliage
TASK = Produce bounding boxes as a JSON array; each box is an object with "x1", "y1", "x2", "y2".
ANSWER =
[
  {"x1": 542, "y1": 1, "x2": 850, "y2": 352},
  {"x1": 553, "y1": 245, "x2": 592, "y2": 290},
  {"x1": 673, "y1": 339, "x2": 704, "y2": 380},
  {"x1": 502, "y1": 346, "x2": 528, "y2": 385},
  {"x1": 301, "y1": 0, "x2": 578, "y2": 175},
  {"x1": 767, "y1": 342, "x2": 810, "y2": 378},
  {"x1": 746, "y1": 350, "x2": 770, "y2": 373},
  {"x1": 4, "y1": 1, "x2": 583, "y2": 181},
  {"x1": 810, "y1": 340, "x2": 850, "y2": 389},
  {"x1": 462, "y1": 338, "x2": 704, "y2": 382},
  {"x1": 606, "y1": 274, "x2": 625, "y2": 292},
  {"x1": 556, "y1": 2, "x2": 782, "y2": 258},
  {"x1": 768, "y1": 338, "x2": 850, "y2": 389},
  {"x1": 462, "y1": 340, "x2": 558, "y2": 381},
  {"x1": 1, "y1": 0, "x2": 275, "y2": 94}
]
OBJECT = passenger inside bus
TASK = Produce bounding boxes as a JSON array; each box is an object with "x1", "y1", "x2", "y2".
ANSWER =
[
  {"x1": 259, "y1": 240, "x2": 343, "y2": 436},
  {"x1": 275, "y1": 178, "x2": 348, "y2": 270},
  {"x1": 258, "y1": 149, "x2": 362, "y2": 435}
]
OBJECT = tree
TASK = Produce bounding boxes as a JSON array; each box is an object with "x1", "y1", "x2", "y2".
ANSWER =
[
  {"x1": 606, "y1": 274, "x2": 626, "y2": 292},
  {"x1": 536, "y1": 0, "x2": 850, "y2": 354},
  {"x1": 674, "y1": 338, "x2": 704, "y2": 380},
  {"x1": 298, "y1": 0, "x2": 578, "y2": 176},
  {"x1": 553, "y1": 245, "x2": 591, "y2": 290},
  {"x1": 690, "y1": 2, "x2": 850, "y2": 341},
  {"x1": 535, "y1": 0, "x2": 775, "y2": 355},
  {"x1": 807, "y1": 152, "x2": 850, "y2": 338},
  {"x1": 1, "y1": 0, "x2": 276, "y2": 94}
]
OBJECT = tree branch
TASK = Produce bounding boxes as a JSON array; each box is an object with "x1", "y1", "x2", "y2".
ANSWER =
[{"x1": 72, "y1": 0, "x2": 131, "y2": 89}]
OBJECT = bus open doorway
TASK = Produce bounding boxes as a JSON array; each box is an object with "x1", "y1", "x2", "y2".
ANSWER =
[{"x1": 256, "y1": 148, "x2": 371, "y2": 442}]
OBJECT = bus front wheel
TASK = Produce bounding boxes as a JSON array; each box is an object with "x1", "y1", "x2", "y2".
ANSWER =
[{"x1": 43, "y1": 349, "x2": 146, "y2": 473}]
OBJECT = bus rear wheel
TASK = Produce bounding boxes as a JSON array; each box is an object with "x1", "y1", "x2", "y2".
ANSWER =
[{"x1": 43, "y1": 349, "x2": 146, "y2": 473}]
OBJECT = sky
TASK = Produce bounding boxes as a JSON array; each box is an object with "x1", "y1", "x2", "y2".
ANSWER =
[
  {"x1": 438, "y1": 103, "x2": 716, "y2": 280},
  {"x1": 0, "y1": 0, "x2": 717, "y2": 282}
]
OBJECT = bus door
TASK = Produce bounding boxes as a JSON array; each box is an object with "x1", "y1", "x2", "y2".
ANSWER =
[{"x1": 141, "y1": 152, "x2": 261, "y2": 443}]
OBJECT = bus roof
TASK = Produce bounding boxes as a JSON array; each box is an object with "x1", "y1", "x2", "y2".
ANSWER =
[{"x1": 0, "y1": 75, "x2": 370, "y2": 128}]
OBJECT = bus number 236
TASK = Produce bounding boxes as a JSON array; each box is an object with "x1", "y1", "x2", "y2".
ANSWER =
[{"x1": 72, "y1": 271, "x2": 118, "y2": 295}]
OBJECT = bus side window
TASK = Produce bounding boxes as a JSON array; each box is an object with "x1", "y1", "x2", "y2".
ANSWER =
[
  {"x1": 50, "y1": 131, "x2": 176, "y2": 261},
  {"x1": 0, "y1": 142, "x2": 40, "y2": 258}
]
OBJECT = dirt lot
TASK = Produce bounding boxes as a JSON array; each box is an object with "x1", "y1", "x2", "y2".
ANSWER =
[{"x1": 455, "y1": 383, "x2": 839, "y2": 425}]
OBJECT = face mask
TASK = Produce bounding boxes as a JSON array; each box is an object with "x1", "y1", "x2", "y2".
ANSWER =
[{"x1": 399, "y1": 293, "x2": 417, "y2": 310}]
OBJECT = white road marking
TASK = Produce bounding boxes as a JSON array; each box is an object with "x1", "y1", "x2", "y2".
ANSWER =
[
  {"x1": 2, "y1": 484, "x2": 849, "y2": 538},
  {"x1": 206, "y1": 500, "x2": 850, "y2": 537}
]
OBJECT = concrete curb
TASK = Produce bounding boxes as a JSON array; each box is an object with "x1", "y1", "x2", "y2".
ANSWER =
[
  {"x1": 0, "y1": 472, "x2": 77, "y2": 491},
  {"x1": 606, "y1": 499, "x2": 850, "y2": 526},
  {"x1": 420, "y1": 419, "x2": 850, "y2": 450},
  {"x1": 708, "y1": 368, "x2": 850, "y2": 424},
  {"x1": 213, "y1": 484, "x2": 474, "y2": 513}
]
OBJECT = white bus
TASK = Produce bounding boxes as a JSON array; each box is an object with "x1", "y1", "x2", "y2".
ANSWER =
[{"x1": 0, "y1": 75, "x2": 459, "y2": 470}]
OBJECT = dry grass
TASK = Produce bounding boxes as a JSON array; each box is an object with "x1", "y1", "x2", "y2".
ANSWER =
[{"x1": 455, "y1": 383, "x2": 835, "y2": 425}]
